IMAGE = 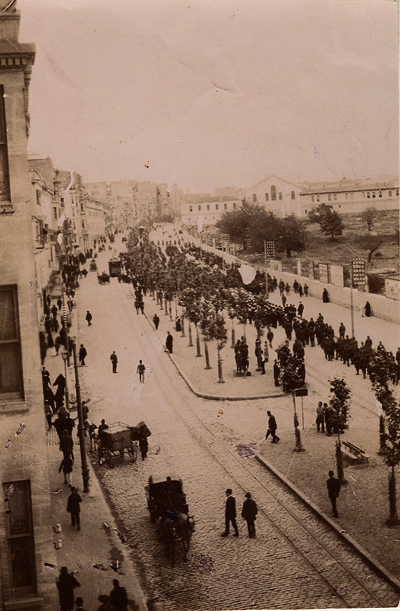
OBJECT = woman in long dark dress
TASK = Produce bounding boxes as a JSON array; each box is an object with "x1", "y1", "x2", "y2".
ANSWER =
[
  {"x1": 365, "y1": 301, "x2": 371, "y2": 317},
  {"x1": 322, "y1": 288, "x2": 330, "y2": 303},
  {"x1": 56, "y1": 566, "x2": 80, "y2": 611}
]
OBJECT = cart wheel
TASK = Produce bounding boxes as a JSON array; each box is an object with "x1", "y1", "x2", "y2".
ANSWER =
[{"x1": 105, "y1": 448, "x2": 113, "y2": 468}]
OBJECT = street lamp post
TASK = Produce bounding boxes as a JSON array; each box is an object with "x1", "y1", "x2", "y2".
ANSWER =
[
  {"x1": 71, "y1": 339, "x2": 90, "y2": 493},
  {"x1": 61, "y1": 348, "x2": 69, "y2": 411}
]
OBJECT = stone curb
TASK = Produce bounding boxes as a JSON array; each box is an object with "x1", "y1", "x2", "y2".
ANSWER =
[
  {"x1": 142, "y1": 308, "x2": 285, "y2": 402},
  {"x1": 254, "y1": 451, "x2": 400, "y2": 594}
]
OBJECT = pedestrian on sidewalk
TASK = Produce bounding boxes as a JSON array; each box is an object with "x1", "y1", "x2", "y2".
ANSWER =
[
  {"x1": 266, "y1": 410, "x2": 280, "y2": 443},
  {"x1": 59, "y1": 455, "x2": 73, "y2": 486},
  {"x1": 241, "y1": 492, "x2": 258, "y2": 538},
  {"x1": 297, "y1": 302, "x2": 304, "y2": 318},
  {"x1": 327, "y1": 470, "x2": 340, "y2": 518},
  {"x1": 57, "y1": 566, "x2": 81, "y2": 611},
  {"x1": 255, "y1": 338, "x2": 263, "y2": 371},
  {"x1": 44, "y1": 400, "x2": 53, "y2": 430},
  {"x1": 109, "y1": 578, "x2": 128, "y2": 611},
  {"x1": 153, "y1": 313, "x2": 160, "y2": 330},
  {"x1": 79, "y1": 344, "x2": 87, "y2": 366},
  {"x1": 57, "y1": 297, "x2": 63, "y2": 310},
  {"x1": 316, "y1": 402, "x2": 325, "y2": 433},
  {"x1": 110, "y1": 351, "x2": 118, "y2": 373},
  {"x1": 64, "y1": 413, "x2": 76, "y2": 436},
  {"x1": 267, "y1": 328, "x2": 274, "y2": 348},
  {"x1": 273, "y1": 360, "x2": 280, "y2": 387},
  {"x1": 67, "y1": 486, "x2": 82, "y2": 530},
  {"x1": 54, "y1": 373, "x2": 66, "y2": 410},
  {"x1": 85, "y1": 310, "x2": 92, "y2": 326},
  {"x1": 136, "y1": 360, "x2": 145, "y2": 383},
  {"x1": 221, "y1": 488, "x2": 239, "y2": 537},
  {"x1": 74, "y1": 597, "x2": 87, "y2": 611},
  {"x1": 51, "y1": 304, "x2": 58, "y2": 319},
  {"x1": 60, "y1": 429, "x2": 74, "y2": 460},
  {"x1": 165, "y1": 331, "x2": 173, "y2": 353}
]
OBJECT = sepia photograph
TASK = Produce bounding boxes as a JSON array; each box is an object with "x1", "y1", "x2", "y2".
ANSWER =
[{"x1": 0, "y1": 0, "x2": 399, "y2": 609}]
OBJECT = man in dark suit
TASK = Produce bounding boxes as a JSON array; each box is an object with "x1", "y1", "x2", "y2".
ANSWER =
[
  {"x1": 221, "y1": 488, "x2": 239, "y2": 537},
  {"x1": 327, "y1": 470, "x2": 340, "y2": 518},
  {"x1": 241, "y1": 492, "x2": 258, "y2": 538}
]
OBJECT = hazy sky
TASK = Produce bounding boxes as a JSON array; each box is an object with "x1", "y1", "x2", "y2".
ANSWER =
[{"x1": 18, "y1": 0, "x2": 398, "y2": 193}]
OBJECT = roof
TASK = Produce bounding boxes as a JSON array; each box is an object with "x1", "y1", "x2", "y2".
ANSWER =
[
  {"x1": 301, "y1": 175, "x2": 398, "y2": 194},
  {"x1": 248, "y1": 174, "x2": 301, "y2": 191}
]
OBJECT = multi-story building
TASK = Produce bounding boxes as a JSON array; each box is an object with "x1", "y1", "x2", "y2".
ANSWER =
[
  {"x1": 84, "y1": 180, "x2": 137, "y2": 231},
  {"x1": 29, "y1": 160, "x2": 62, "y2": 320},
  {"x1": 245, "y1": 174, "x2": 302, "y2": 217},
  {"x1": 81, "y1": 196, "x2": 106, "y2": 249},
  {"x1": 180, "y1": 199, "x2": 242, "y2": 226},
  {"x1": 300, "y1": 174, "x2": 399, "y2": 216},
  {"x1": 0, "y1": 5, "x2": 57, "y2": 608}
]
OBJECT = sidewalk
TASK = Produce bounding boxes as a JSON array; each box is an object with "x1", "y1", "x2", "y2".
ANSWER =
[
  {"x1": 141, "y1": 293, "x2": 400, "y2": 582},
  {"x1": 44, "y1": 294, "x2": 147, "y2": 611}
]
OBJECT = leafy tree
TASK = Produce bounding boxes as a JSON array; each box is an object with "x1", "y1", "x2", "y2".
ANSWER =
[
  {"x1": 328, "y1": 377, "x2": 351, "y2": 485},
  {"x1": 207, "y1": 314, "x2": 228, "y2": 383},
  {"x1": 276, "y1": 342, "x2": 305, "y2": 452},
  {"x1": 356, "y1": 235, "x2": 384, "y2": 264},
  {"x1": 199, "y1": 300, "x2": 213, "y2": 369},
  {"x1": 361, "y1": 206, "x2": 378, "y2": 231},
  {"x1": 276, "y1": 215, "x2": 306, "y2": 258},
  {"x1": 368, "y1": 347, "x2": 400, "y2": 525},
  {"x1": 217, "y1": 207, "x2": 253, "y2": 249},
  {"x1": 308, "y1": 203, "x2": 345, "y2": 239}
]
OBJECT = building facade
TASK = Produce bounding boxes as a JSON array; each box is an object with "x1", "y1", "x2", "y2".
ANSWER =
[
  {"x1": 245, "y1": 174, "x2": 302, "y2": 217},
  {"x1": 300, "y1": 175, "x2": 399, "y2": 216},
  {"x1": 180, "y1": 199, "x2": 242, "y2": 227},
  {"x1": 0, "y1": 5, "x2": 57, "y2": 609}
]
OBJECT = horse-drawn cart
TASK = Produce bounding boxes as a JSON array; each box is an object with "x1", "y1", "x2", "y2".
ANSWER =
[
  {"x1": 145, "y1": 473, "x2": 195, "y2": 563},
  {"x1": 97, "y1": 272, "x2": 110, "y2": 284},
  {"x1": 98, "y1": 422, "x2": 138, "y2": 468}
]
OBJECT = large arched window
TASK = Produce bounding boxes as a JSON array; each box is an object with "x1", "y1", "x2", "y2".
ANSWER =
[
  {"x1": 291, "y1": 191, "x2": 295, "y2": 200},
  {"x1": 278, "y1": 192, "x2": 282, "y2": 200},
  {"x1": 271, "y1": 185, "x2": 276, "y2": 201}
]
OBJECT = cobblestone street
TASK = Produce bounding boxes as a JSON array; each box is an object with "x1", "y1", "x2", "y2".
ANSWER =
[{"x1": 73, "y1": 252, "x2": 399, "y2": 610}]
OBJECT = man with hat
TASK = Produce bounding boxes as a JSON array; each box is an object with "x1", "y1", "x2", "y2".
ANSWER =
[
  {"x1": 221, "y1": 489, "x2": 239, "y2": 537},
  {"x1": 67, "y1": 486, "x2": 82, "y2": 530},
  {"x1": 241, "y1": 492, "x2": 258, "y2": 538}
]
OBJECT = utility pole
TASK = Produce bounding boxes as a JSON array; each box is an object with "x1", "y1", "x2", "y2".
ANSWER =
[
  {"x1": 71, "y1": 340, "x2": 90, "y2": 493},
  {"x1": 350, "y1": 264, "x2": 355, "y2": 338}
]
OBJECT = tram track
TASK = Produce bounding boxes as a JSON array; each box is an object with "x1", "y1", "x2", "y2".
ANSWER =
[{"x1": 110, "y1": 280, "x2": 399, "y2": 609}]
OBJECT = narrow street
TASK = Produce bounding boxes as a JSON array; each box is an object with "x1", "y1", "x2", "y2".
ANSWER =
[{"x1": 73, "y1": 247, "x2": 398, "y2": 610}]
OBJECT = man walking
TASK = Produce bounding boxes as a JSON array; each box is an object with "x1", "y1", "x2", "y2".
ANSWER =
[
  {"x1": 109, "y1": 578, "x2": 128, "y2": 611},
  {"x1": 136, "y1": 360, "x2": 145, "y2": 383},
  {"x1": 327, "y1": 470, "x2": 340, "y2": 518},
  {"x1": 316, "y1": 402, "x2": 325, "y2": 433},
  {"x1": 153, "y1": 313, "x2": 160, "y2": 330},
  {"x1": 67, "y1": 486, "x2": 82, "y2": 530},
  {"x1": 78, "y1": 344, "x2": 87, "y2": 366},
  {"x1": 266, "y1": 410, "x2": 280, "y2": 443},
  {"x1": 85, "y1": 310, "x2": 92, "y2": 326},
  {"x1": 110, "y1": 351, "x2": 118, "y2": 373},
  {"x1": 241, "y1": 492, "x2": 258, "y2": 538},
  {"x1": 221, "y1": 488, "x2": 239, "y2": 537},
  {"x1": 165, "y1": 331, "x2": 173, "y2": 354}
]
